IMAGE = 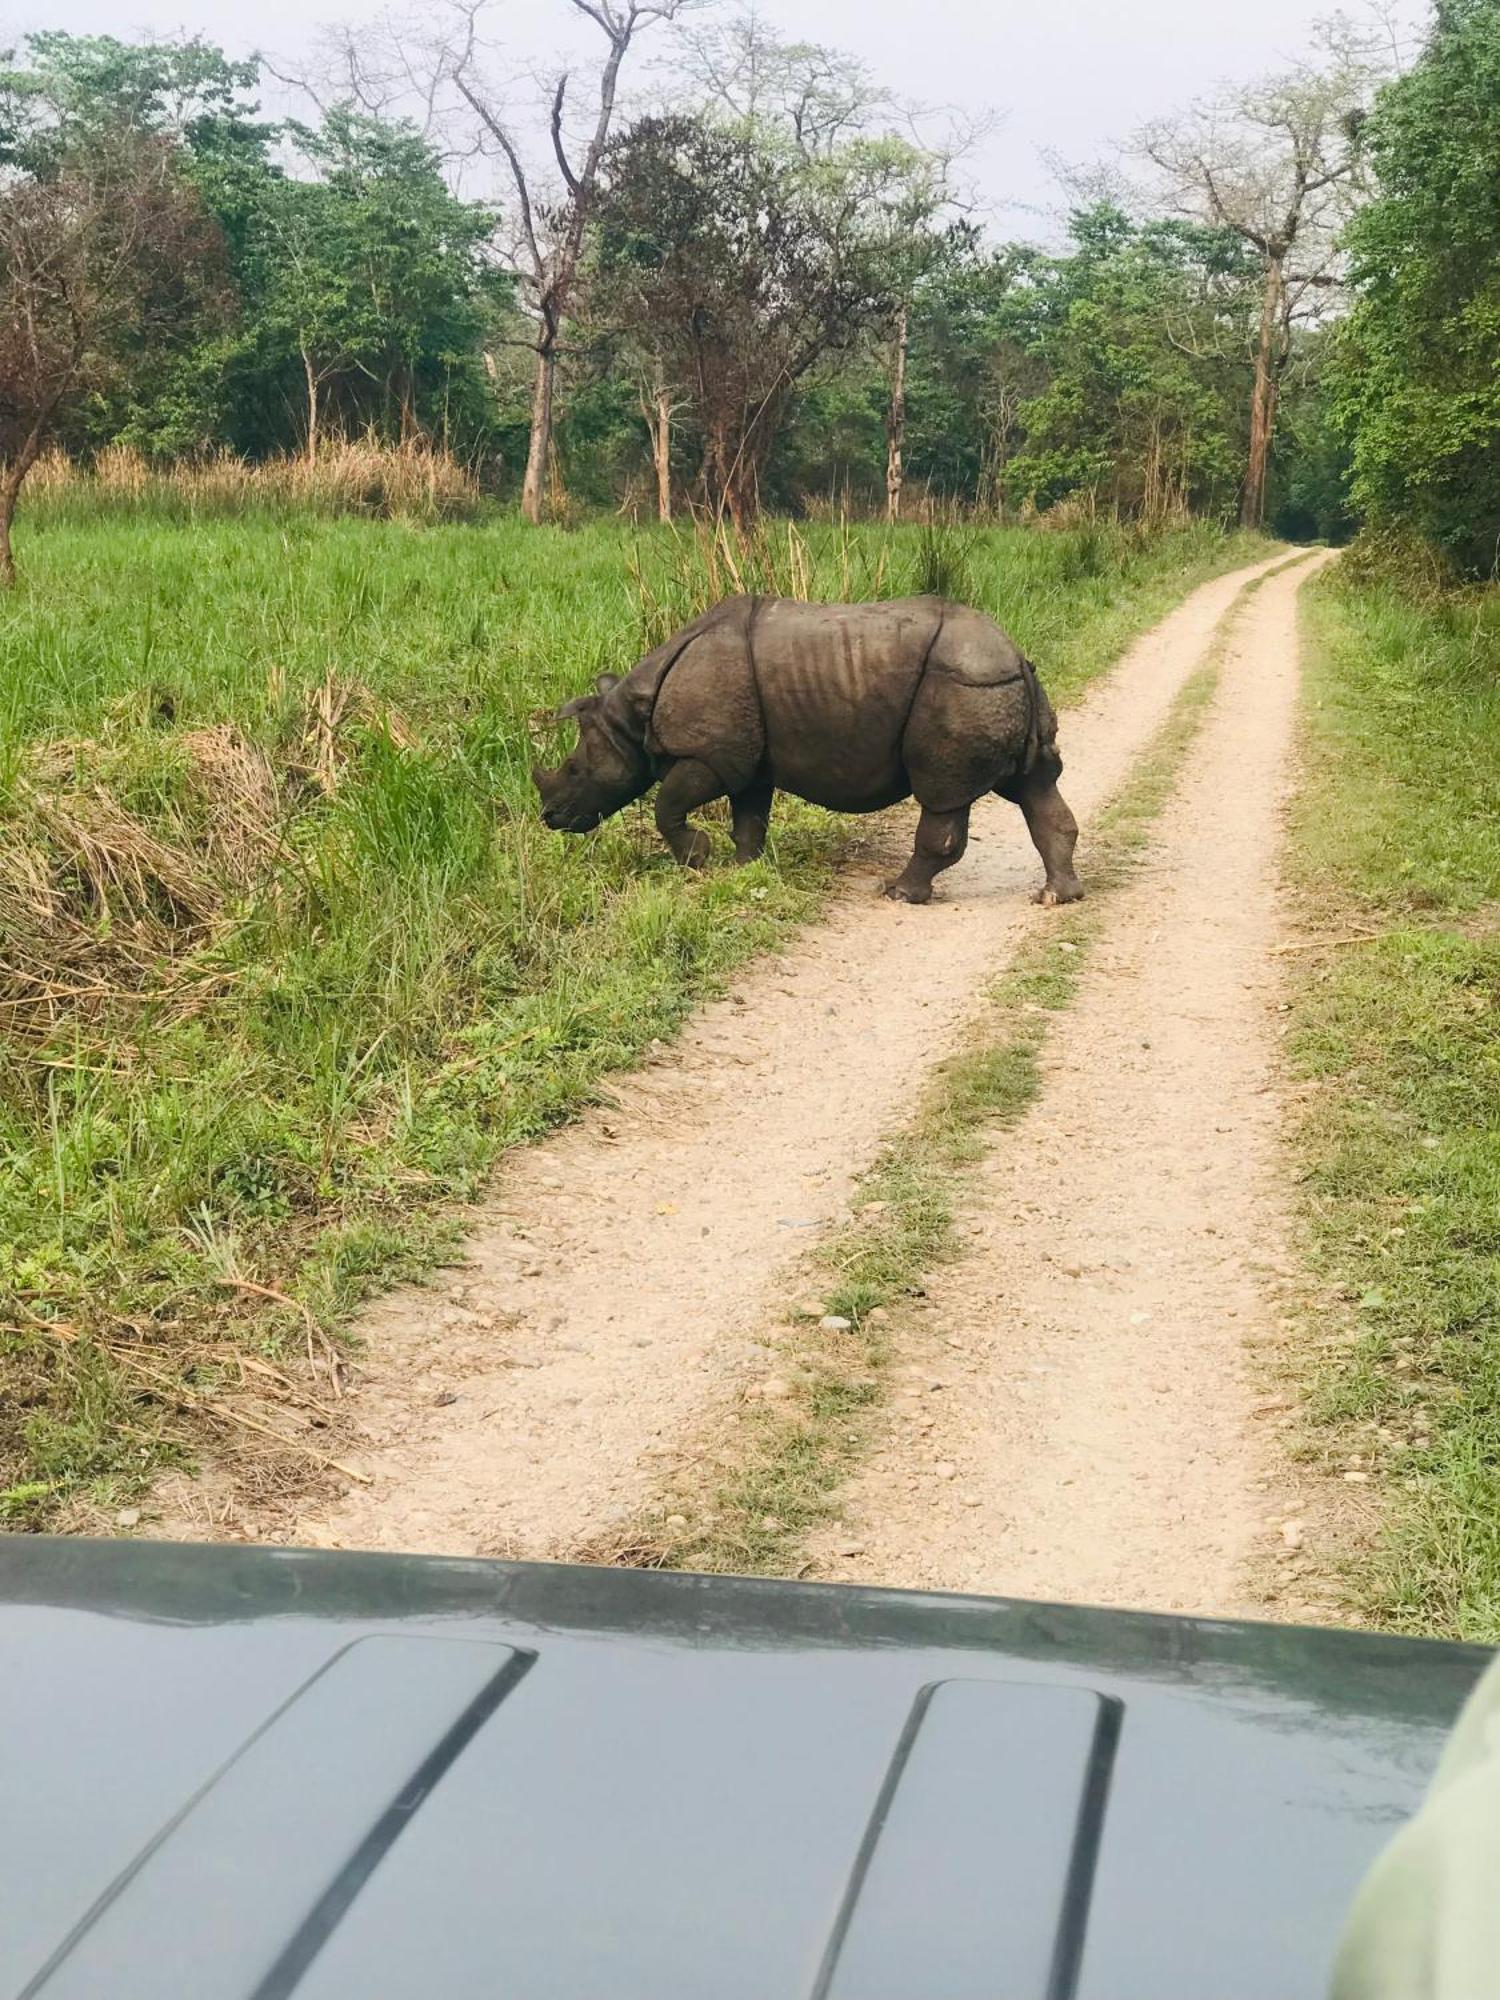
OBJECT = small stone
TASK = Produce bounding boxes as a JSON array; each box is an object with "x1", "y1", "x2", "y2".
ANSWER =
[
  {"x1": 761, "y1": 1376, "x2": 794, "y2": 1400},
  {"x1": 1281, "y1": 1520, "x2": 1306, "y2": 1549},
  {"x1": 927, "y1": 1378, "x2": 946, "y2": 1392},
  {"x1": 799, "y1": 1299, "x2": 826, "y2": 1319},
  {"x1": 866, "y1": 1307, "x2": 889, "y2": 1326},
  {"x1": 934, "y1": 1460, "x2": 957, "y2": 1480},
  {"x1": 1129, "y1": 1311, "x2": 1153, "y2": 1327},
  {"x1": 1060, "y1": 1262, "x2": 1083, "y2": 1279},
  {"x1": 1343, "y1": 1470, "x2": 1371, "y2": 1484},
  {"x1": 820, "y1": 1315, "x2": 853, "y2": 1333},
  {"x1": 837, "y1": 1541, "x2": 866, "y2": 1557},
  {"x1": 665, "y1": 1513, "x2": 688, "y2": 1529},
  {"x1": 432, "y1": 1389, "x2": 458, "y2": 1407},
  {"x1": 520, "y1": 1261, "x2": 543, "y2": 1278},
  {"x1": 115, "y1": 1507, "x2": 141, "y2": 1529},
  {"x1": 960, "y1": 1495, "x2": 982, "y2": 1509},
  {"x1": 860, "y1": 1200, "x2": 889, "y2": 1216},
  {"x1": 760, "y1": 1515, "x2": 783, "y2": 1532}
]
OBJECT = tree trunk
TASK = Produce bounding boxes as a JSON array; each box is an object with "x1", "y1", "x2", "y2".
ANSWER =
[
  {"x1": 303, "y1": 350, "x2": 320, "y2": 464},
  {"x1": 651, "y1": 364, "x2": 673, "y2": 524},
  {"x1": 886, "y1": 303, "x2": 909, "y2": 523},
  {"x1": 0, "y1": 473, "x2": 21, "y2": 589},
  {"x1": 0, "y1": 402, "x2": 58, "y2": 588},
  {"x1": 521, "y1": 339, "x2": 557, "y2": 525},
  {"x1": 1242, "y1": 258, "x2": 1285, "y2": 530}
]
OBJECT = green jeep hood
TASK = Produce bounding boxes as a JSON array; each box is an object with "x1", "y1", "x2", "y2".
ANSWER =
[{"x1": 0, "y1": 1538, "x2": 1486, "y2": 2000}]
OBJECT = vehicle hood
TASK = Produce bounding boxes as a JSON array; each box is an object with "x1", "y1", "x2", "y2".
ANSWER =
[{"x1": 0, "y1": 1538, "x2": 1486, "y2": 2000}]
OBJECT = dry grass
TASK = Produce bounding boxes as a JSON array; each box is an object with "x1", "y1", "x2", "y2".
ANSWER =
[
  {"x1": 0, "y1": 696, "x2": 411, "y2": 1047},
  {"x1": 28, "y1": 440, "x2": 483, "y2": 522}
]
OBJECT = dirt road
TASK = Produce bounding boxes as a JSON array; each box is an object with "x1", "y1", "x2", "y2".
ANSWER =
[
  {"x1": 222, "y1": 548, "x2": 1320, "y2": 1609},
  {"x1": 812, "y1": 550, "x2": 1335, "y2": 1614}
]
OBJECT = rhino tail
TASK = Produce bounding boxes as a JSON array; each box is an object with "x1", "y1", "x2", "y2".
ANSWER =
[{"x1": 1018, "y1": 654, "x2": 1044, "y2": 774}]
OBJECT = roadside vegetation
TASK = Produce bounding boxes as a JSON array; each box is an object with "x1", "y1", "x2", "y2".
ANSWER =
[
  {"x1": 1289, "y1": 573, "x2": 1500, "y2": 1640},
  {"x1": 0, "y1": 508, "x2": 1262, "y2": 1523}
]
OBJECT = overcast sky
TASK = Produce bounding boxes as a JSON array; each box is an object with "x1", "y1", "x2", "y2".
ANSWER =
[{"x1": 10, "y1": 0, "x2": 1427, "y2": 233}]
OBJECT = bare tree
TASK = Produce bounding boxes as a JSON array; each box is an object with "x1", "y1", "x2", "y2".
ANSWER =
[
  {"x1": 674, "y1": 7, "x2": 896, "y2": 157},
  {"x1": 454, "y1": 2, "x2": 708, "y2": 521},
  {"x1": 0, "y1": 136, "x2": 226, "y2": 584},
  {"x1": 1137, "y1": 28, "x2": 1381, "y2": 527},
  {"x1": 288, "y1": 0, "x2": 700, "y2": 522}
]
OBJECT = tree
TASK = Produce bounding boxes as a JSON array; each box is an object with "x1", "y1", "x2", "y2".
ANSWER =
[
  {"x1": 309, "y1": 0, "x2": 699, "y2": 520},
  {"x1": 0, "y1": 30, "x2": 262, "y2": 169},
  {"x1": 1137, "y1": 28, "x2": 1379, "y2": 526},
  {"x1": 251, "y1": 110, "x2": 495, "y2": 457},
  {"x1": 1003, "y1": 206, "x2": 1255, "y2": 523},
  {"x1": 1331, "y1": 0, "x2": 1500, "y2": 571},
  {"x1": 594, "y1": 113, "x2": 925, "y2": 526},
  {"x1": 674, "y1": 10, "x2": 977, "y2": 518},
  {"x1": 0, "y1": 129, "x2": 228, "y2": 583},
  {"x1": 0, "y1": 33, "x2": 258, "y2": 466}
]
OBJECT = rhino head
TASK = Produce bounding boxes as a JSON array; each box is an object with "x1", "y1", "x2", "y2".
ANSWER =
[{"x1": 532, "y1": 674, "x2": 652, "y2": 834}]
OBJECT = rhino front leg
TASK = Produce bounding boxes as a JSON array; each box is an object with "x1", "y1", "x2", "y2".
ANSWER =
[
  {"x1": 884, "y1": 805, "x2": 970, "y2": 905},
  {"x1": 1018, "y1": 779, "x2": 1083, "y2": 905},
  {"x1": 655, "y1": 758, "x2": 724, "y2": 868},
  {"x1": 730, "y1": 776, "x2": 774, "y2": 863}
]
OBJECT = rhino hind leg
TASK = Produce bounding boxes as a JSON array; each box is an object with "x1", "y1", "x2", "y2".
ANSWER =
[
  {"x1": 883, "y1": 804, "x2": 970, "y2": 904},
  {"x1": 730, "y1": 776, "x2": 774, "y2": 862},
  {"x1": 655, "y1": 757, "x2": 725, "y2": 868},
  {"x1": 1013, "y1": 776, "x2": 1083, "y2": 905}
]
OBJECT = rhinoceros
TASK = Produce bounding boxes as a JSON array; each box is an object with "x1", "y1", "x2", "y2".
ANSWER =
[{"x1": 532, "y1": 593, "x2": 1082, "y2": 906}]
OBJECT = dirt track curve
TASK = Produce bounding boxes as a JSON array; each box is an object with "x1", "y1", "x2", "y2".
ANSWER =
[{"x1": 209, "y1": 548, "x2": 1323, "y2": 1611}]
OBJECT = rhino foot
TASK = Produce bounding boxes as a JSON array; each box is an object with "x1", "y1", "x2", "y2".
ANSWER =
[
  {"x1": 882, "y1": 877, "x2": 933, "y2": 905},
  {"x1": 1032, "y1": 876, "x2": 1084, "y2": 907}
]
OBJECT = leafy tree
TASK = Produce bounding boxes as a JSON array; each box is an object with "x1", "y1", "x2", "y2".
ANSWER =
[
  {"x1": 1332, "y1": 0, "x2": 1500, "y2": 572},
  {"x1": 0, "y1": 30, "x2": 261, "y2": 169},
  {"x1": 248, "y1": 110, "x2": 496, "y2": 458},
  {"x1": 594, "y1": 113, "x2": 931, "y2": 525},
  {"x1": 1005, "y1": 208, "x2": 1257, "y2": 523},
  {"x1": 0, "y1": 127, "x2": 229, "y2": 580}
]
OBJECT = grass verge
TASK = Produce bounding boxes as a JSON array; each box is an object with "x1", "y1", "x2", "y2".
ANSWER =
[
  {"x1": 585, "y1": 644, "x2": 1235, "y2": 1578},
  {"x1": 1286, "y1": 571, "x2": 1500, "y2": 1640}
]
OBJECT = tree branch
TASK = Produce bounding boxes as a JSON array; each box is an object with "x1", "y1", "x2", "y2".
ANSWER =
[{"x1": 550, "y1": 72, "x2": 581, "y2": 195}]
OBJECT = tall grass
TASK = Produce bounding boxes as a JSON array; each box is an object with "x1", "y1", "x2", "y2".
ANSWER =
[
  {"x1": 26, "y1": 441, "x2": 484, "y2": 523},
  {"x1": 1289, "y1": 573, "x2": 1500, "y2": 1638},
  {"x1": 0, "y1": 504, "x2": 1267, "y2": 1521}
]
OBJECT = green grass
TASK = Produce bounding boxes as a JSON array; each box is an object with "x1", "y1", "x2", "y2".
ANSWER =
[
  {"x1": 0, "y1": 503, "x2": 1266, "y2": 1523},
  {"x1": 1289, "y1": 573, "x2": 1500, "y2": 1638},
  {"x1": 607, "y1": 653, "x2": 1230, "y2": 1579}
]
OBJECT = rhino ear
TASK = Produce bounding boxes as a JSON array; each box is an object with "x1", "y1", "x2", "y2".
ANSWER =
[
  {"x1": 552, "y1": 692, "x2": 597, "y2": 721},
  {"x1": 594, "y1": 673, "x2": 622, "y2": 698}
]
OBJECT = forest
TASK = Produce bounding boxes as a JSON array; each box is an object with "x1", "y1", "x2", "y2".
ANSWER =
[{"x1": 4, "y1": 1, "x2": 1497, "y2": 573}]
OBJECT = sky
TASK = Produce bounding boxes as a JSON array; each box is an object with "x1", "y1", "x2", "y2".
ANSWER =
[{"x1": 9, "y1": 0, "x2": 1426, "y2": 234}]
